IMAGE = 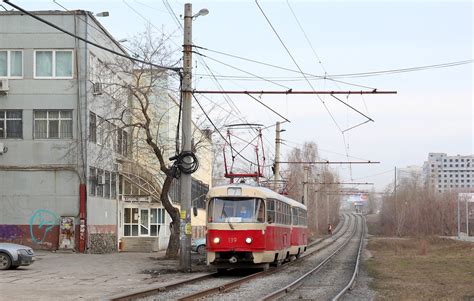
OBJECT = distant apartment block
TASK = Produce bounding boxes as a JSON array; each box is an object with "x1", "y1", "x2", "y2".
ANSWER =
[
  {"x1": 397, "y1": 165, "x2": 422, "y2": 186},
  {"x1": 422, "y1": 153, "x2": 474, "y2": 193}
]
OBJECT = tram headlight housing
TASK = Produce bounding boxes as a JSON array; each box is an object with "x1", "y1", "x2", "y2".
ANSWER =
[
  {"x1": 213, "y1": 237, "x2": 220, "y2": 244},
  {"x1": 245, "y1": 237, "x2": 252, "y2": 244}
]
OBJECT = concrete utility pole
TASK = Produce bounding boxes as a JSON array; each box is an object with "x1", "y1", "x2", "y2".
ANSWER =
[
  {"x1": 179, "y1": 3, "x2": 193, "y2": 272},
  {"x1": 394, "y1": 166, "x2": 397, "y2": 201},
  {"x1": 303, "y1": 166, "x2": 309, "y2": 204},
  {"x1": 179, "y1": 2, "x2": 208, "y2": 273},
  {"x1": 326, "y1": 193, "x2": 329, "y2": 226},
  {"x1": 274, "y1": 122, "x2": 281, "y2": 191}
]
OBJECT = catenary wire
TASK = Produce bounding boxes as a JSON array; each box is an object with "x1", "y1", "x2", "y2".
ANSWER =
[{"x1": 3, "y1": 0, "x2": 180, "y2": 73}]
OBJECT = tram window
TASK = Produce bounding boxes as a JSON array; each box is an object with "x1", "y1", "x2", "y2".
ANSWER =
[
  {"x1": 292, "y1": 207, "x2": 298, "y2": 225},
  {"x1": 207, "y1": 200, "x2": 213, "y2": 222},
  {"x1": 267, "y1": 199, "x2": 275, "y2": 224},
  {"x1": 208, "y1": 198, "x2": 264, "y2": 223},
  {"x1": 256, "y1": 200, "x2": 265, "y2": 222},
  {"x1": 267, "y1": 199, "x2": 275, "y2": 210}
]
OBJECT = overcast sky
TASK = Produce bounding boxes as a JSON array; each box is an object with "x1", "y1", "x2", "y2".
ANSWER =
[{"x1": 10, "y1": 0, "x2": 473, "y2": 191}]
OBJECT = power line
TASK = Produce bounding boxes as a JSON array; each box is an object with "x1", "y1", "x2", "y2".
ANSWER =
[
  {"x1": 192, "y1": 93, "x2": 257, "y2": 166},
  {"x1": 255, "y1": 0, "x2": 345, "y2": 133},
  {"x1": 328, "y1": 59, "x2": 473, "y2": 78},
  {"x1": 285, "y1": 0, "x2": 327, "y2": 75},
  {"x1": 3, "y1": 0, "x2": 180, "y2": 73},
  {"x1": 193, "y1": 46, "x2": 473, "y2": 80},
  {"x1": 194, "y1": 52, "x2": 291, "y2": 90},
  {"x1": 245, "y1": 93, "x2": 291, "y2": 123}
]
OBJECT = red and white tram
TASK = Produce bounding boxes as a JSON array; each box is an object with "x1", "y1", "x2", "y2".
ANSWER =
[{"x1": 206, "y1": 184, "x2": 308, "y2": 269}]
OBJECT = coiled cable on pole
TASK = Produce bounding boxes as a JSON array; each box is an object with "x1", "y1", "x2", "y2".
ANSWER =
[{"x1": 169, "y1": 151, "x2": 199, "y2": 178}]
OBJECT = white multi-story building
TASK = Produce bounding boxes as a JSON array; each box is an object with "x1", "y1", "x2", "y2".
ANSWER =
[
  {"x1": 422, "y1": 153, "x2": 474, "y2": 193},
  {"x1": 0, "y1": 10, "x2": 212, "y2": 253},
  {"x1": 397, "y1": 165, "x2": 422, "y2": 187}
]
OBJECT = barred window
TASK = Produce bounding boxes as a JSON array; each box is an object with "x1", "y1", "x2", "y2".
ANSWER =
[
  {"x1": 89, "y1": 112, "x2": 96, "y2": 143},
  {"x1": 0, "y1": 110, "x2": 22, "y2": 138},
  {"x1": 34, "y1": 110, "x2": 72, "y2": 139},
  {"x1": 88, "y1": 167, "x2": 97, "y2": 196}
]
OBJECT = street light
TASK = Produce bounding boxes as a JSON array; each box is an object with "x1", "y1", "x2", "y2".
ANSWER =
[
  {"x1": 193, "y1": 8, "x2": 209, "y2": 19},
  {"x1": 95, "y1": 11, "x2": 109, "y2": 17}
]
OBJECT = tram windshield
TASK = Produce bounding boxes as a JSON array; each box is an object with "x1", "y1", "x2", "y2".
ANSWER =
[{"x1": 208, "y1": 198, "x2": 265, "y2": 223}]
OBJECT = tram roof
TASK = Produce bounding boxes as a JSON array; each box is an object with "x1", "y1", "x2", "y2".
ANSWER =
[{"x1": 208, "y1": 184, "x2": 307, "y2": 210}]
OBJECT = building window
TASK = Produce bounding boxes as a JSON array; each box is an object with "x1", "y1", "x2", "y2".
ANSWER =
[
  {"x1": 150, "y1": 208, "x2": 165, "y2": 236},
  {"x1": 35, "y1": 50, "x2": 73, "y2": 78},
  {"x1": 111, "y1": 173, "x2": 117, "y2": 199},
  {"x1": 96, "y1": 169, "x2": 104, "y2": 197},
  {"x1": 89, "y1": 112, "x2": 96, "y2": 143},
  {"x1": 0, "y1": 50, "x2": 22, "y2": 78},
  {"x1": 34, "y1": 110, "x2": 72, "y2": 139},
  {"x1": 124, "y1": 208, "x2": 139, "y2": 236},
  {"x1": 97, "y1": 116, "x2": 105, "y2": 145},
  {"x1": 104, "y1": 171, "x2": 111, "y2": 198},
  {"x1": 0, "y1": 110, "x2": 22, "y2": 139},
  {"x1": 89, "y1": 167, "x2": 97, "y2": 196}
]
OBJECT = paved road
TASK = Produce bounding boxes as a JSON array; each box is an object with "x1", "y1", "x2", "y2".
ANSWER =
[{"x1": 0, "y1": 250, "x2": 207, "y2": 300}]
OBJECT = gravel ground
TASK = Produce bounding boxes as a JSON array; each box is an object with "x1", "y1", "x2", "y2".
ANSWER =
[
  {"x1": 342, "y1": 222, "x2": 376, "y2": 301},
  {"x1": 284, "y1": 215, "x2": 363, "y2": 300},
  {"x1": 196, "y1": 214, "x2": 357, "y2": 301}
]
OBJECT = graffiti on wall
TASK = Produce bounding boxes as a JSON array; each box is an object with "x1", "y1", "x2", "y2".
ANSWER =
[{"x1": 29, "y1": 209, "x2": 59, "y2": 244}]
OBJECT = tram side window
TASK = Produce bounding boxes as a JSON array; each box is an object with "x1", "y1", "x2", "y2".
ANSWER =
[
  {"x1": 267, "y1": 199, "x2": 275, "y2": 223},
  {"x1": 298, "y1": 208, "x2": 307, "y2": 226},
  {"x1": 276, "y1": 201, "x2": 282, "y2": 224},
  {"x1": 292, "y1": 207, "x2": 299, "y2": 225},
  {"x1": 256, "y1": 200, "x2": 265, "y2": 222},
  {"x1": 207, "y1": 199, "x2": 213, "y2": 222}
]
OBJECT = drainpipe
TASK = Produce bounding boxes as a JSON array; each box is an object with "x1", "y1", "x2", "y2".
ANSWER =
[{"x1": 74, "y1": 11, "x2": 89, "y2": 253}]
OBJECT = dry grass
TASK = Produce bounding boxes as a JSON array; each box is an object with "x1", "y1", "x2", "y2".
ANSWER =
[{"x1": 365, "y1": 237, "x2": 474, "y2": 300}]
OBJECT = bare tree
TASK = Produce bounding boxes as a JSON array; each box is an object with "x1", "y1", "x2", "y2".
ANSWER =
[
  {"x1": 380, "y1": 173, "x2": 459, "y2": 237},
  {"x1": 90, "y1": 28, "x2": 215, "y2": 258},
  {"x1": 283, "y1": 141, "x2": 341, "y2": 236}
]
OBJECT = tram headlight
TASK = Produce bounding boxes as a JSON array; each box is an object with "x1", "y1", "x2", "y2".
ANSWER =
[
  {"x1": 245, "y1": 237, "x2": 252, "y2": 244},
  {"x1": 213, "y1": 237, "x2": 220, "y2": 244}
]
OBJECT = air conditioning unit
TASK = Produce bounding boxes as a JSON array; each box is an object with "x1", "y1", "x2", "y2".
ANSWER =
[
  {"x1": 97, "y1": 175, "x2": 105, "y2": 185},
  {"x1": 92, "y1": 82, "x2": 103, "y2": 95},
  {"x1": 0, "y1": 79, "x2": 9, "y2": 94}
]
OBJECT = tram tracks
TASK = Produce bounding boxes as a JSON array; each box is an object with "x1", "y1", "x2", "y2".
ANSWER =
[
  {"x1": 262, "y1": 214, "x2": 365, "y2": 300},
  {"x1": 183, "y1": 213, "x2": 361, "y2": 301},
  {"x1": 107, "y1": 214, "x2": 352, "y2": 301}
]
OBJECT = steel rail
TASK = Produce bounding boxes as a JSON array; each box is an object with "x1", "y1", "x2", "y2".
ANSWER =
[
  {"x1": 177, "y1": 214, "x2": 354, "y2": 301},
  {"x1": 332, "y1": 215, "x2": 367, "y2": 301},
  {"x1": 259, "y1": 214, "x2": 361, "y2": 300},
  {"x1": 107, "y1": 272, "x2": 218, "y2": 301}
]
